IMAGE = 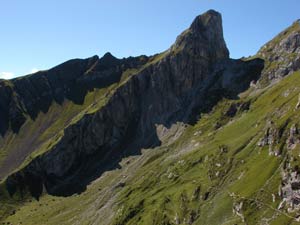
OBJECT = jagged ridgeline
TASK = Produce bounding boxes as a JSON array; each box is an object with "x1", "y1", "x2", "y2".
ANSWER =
[{"x1": 0, "y1": 10, "x2": 300, "y2": 225}]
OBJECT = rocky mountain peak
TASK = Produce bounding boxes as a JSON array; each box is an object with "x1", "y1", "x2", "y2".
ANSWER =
[
  {"x1": 190, "y1": 9, "x2": 222, "y2": 32},
  {"x1": 101, "y1": 52, "x2": 117, "y2": 62},
  {"x1": 171, "y1": 9, "x2": 229, "y2": 61}
]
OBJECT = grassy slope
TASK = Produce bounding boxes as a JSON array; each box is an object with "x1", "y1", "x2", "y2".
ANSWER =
[{"x1": 1, "y1": 70, "x2": 300, "y2": 225}]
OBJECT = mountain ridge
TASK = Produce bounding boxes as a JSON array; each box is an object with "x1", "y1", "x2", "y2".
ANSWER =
[
  {"x1": 3, "y1": 10, "x2": 264, "y2": 198},
  {"x1": 0, "y1": 9, "x2": 300, "y2": 225}
]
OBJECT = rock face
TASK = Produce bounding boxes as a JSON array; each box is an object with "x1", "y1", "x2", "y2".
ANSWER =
[
  {"x1": 286, "y1": 124, "x2": 300, "y2": 150},
  {"x1": 171, "y1": 9, "x2": 229, "y2": 61},
  {"x1": 257, "y1": 20, "x2": 300, "y2": 84},
  {"x1": 4, "y1": 10, "x2": 264, "y2": 197},
  {"x1": 280, "y1": 171, "x2": 300, "y2": 211},
  {"x1": 257, "y1": 121, "x2": 279, "y2": 147}
]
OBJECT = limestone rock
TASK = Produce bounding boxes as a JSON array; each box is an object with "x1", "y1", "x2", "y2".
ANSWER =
[
  {"x1": 281, "y1": 171, "x2": 300, "y2": 211},
  {"x1": 287, "y1": 124, "x2": 300, "y2": 149},
  {"x1": 257, "y1": 20, "x2": 300, "y2": 84},
  {"x1": 257, "y1": 122, "x2": 278, "y2": 147},
  {"x1": 295, "y1": 94, "x2": 300, "y2": 110}
]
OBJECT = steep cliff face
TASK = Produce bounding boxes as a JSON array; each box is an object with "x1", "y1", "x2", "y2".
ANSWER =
[{"x1": 3, "y1": 10, "x2": 262, "y2": 197}]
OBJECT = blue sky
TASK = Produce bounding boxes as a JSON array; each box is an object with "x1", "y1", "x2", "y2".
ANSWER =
[{"x1": 0, "y1": 0, "x2": 299, "y2": 78}]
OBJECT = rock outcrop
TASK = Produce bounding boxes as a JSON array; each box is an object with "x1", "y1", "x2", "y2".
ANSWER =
[
  {"x1": 257, "y1": 20, "x2": 300, "y2": 84},
  {"x1": 257, "y1": 121, "x2": 279, "y2": 148},
  {"x1": 280, "y1": 171, "x2": 300, "y2": 212},
  {"x1": 286, "y1": 124, "x2": 300, "y2": 150}
]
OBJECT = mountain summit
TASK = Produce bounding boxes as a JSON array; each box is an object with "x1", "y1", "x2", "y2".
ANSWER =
[
  {"x1": 172, "y1": 9, "x2": 229, "y2": 60},
  {"x1": 0, "y1": 10, "x2": 300, "y2": 225}
]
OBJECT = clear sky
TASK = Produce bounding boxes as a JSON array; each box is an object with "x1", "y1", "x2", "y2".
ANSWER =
[{"x1": 0, "y1": 0, "x2": 299, "y2": 78}]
